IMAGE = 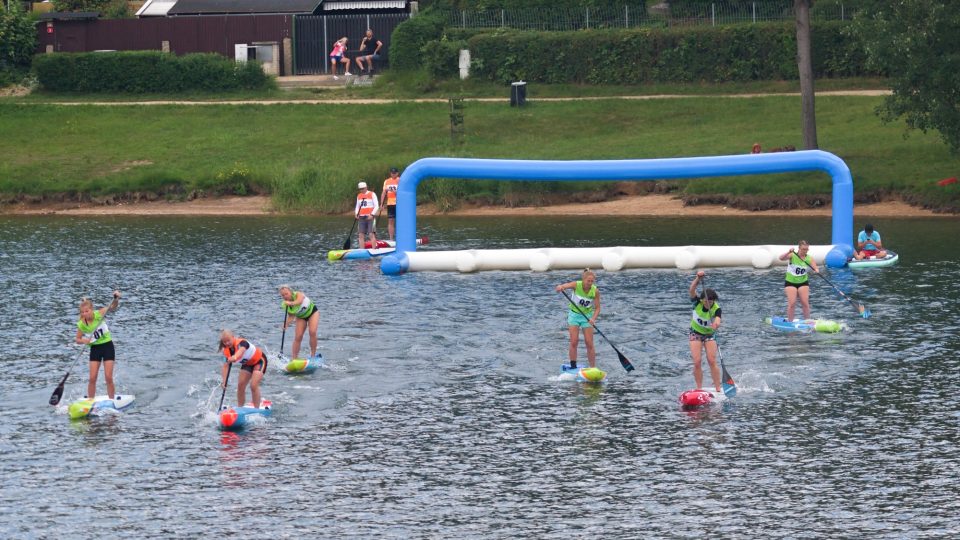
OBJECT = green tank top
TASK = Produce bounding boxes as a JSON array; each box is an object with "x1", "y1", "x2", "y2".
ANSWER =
[
  {"x1": 690, "y1": 299, "x2": 721, "y2": 335},
  {"x1": 77, "y1": 310, "x2": 111, "y2": 345},
  {"x1": 283, "y1": 292, "x2": 316, "y2": 319},
  {"x1": 785, "y1": 252, "x2": 812, "y2": 284},
  {"x1": 569, "y1": 281, "x2": 597, "y2": 317}
]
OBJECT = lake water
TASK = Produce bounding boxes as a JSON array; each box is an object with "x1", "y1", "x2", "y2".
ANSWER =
[{"x1": 1, "y1": 215, "x2": 958, "y2": 537}]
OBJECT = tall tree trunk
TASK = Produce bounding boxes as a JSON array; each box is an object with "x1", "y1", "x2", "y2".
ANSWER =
[{"x1": 796, "y1": 0, "x2": 818, "y2": 149}]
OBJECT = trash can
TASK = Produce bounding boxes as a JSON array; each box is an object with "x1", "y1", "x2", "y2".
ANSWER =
[{"x1": 510, "y1": 81, "x2": 527, "y2": 107}]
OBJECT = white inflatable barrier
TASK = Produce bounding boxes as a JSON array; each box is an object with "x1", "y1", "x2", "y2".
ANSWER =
[{"x1": 405, "y1": 244, "x2": 835, "y2": 273}]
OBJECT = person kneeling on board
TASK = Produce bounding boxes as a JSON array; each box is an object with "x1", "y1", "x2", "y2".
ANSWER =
[
  {"x1": 219, "y1": 330, "x2": 267, "y2": 409},
  {"x1": 688, "y1": 271, "x2": 722, "y2": 392},
  {"x1": 555, "y1": 268, "x2": 601, "y2": 369}
]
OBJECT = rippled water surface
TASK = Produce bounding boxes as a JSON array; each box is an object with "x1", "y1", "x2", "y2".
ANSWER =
[{"x1": 1, "y1": 215, "x2": 958, "y2": 537}]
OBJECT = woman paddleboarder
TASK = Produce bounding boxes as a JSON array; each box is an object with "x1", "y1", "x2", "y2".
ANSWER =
[
  {"x1": 218, "y1": 329, "x2": 267, "y2": 409},
  {"x1": 555, "y1": 269, "x2": 601, "y2": 369},
  {"x1": 779, "y1": 240, "x2": 819, "y2": 320},
  {"x1": 688, "y1": 272, "x2": 722, "y2": 392},
  {"x1": 279, "y1": 285, "x2": 320, "y2": 360},
  {"x1": 75, "y1": 291, "x2": 121, "y2": 399}
]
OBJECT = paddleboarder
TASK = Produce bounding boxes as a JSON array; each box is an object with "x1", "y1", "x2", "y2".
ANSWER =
[
  {"x1": 279, "y1": 285, "x2": 320, "y2": 360},
  {"x1": 379, "y1": 167, "x2": 400, "y2": 241},
  {"x1": 688, "y1": 271, "x2": 722, "y2": 392},
  {"x1": 779, "y1": 240, "x2": 819, "y2": 320},
  {"x1": 555, "y1": 269, "x2": 601, "y2": 369},
  {"x1": 218, "y1": 329, "x2": 267, "y2": 410},
  {"x1": 355, "y1": 181, "x2": 379, "y2": 250},
  {"x1": 75, "y1": 291, "x2": 121, "y2": 400}
]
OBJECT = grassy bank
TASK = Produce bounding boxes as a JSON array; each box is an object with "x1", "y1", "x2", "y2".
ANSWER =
[{"x1": 2, "y1": 94, "x2": 959, "y2": 213}]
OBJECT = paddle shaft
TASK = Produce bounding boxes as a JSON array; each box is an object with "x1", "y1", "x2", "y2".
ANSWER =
[
  {"x1": 218, "y1": 362, "x2": 233, "y2": 411},
  {"x1": 48, "y1": 345, "x2": 88, "y2": 406},
  {"x1": 792, "y1": 254, "x2": 867, "y2": 315},
  {"x1": 560, "y1": 289, "x2": 634, "y2": 372},
  {"x1": 342, "y1": 218, "x2": 359, "y2": 250},
  {"x1": 280, "y1": 308, "x2": 288, "y2": 357}
]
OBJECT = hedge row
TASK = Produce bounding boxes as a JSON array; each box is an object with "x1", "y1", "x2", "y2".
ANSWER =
[
  {"x1": 33, "y1": 51, "x2": 274, "y2": 93},
  {"x1": 422, "y1": 22, "x2": 877, "y2": 83}
]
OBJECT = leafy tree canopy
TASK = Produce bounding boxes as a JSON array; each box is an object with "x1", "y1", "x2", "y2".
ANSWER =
[{"x1": 852, "y1": 0, "x2": 960, "y2": 152}]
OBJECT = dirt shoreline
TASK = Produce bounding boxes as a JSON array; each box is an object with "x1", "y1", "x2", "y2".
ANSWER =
[{"x1": 2, "y1": 194, "x2": 951, "y2": 218}]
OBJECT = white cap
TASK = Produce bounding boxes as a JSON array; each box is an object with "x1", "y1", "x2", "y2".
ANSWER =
[{"x1": 357, "y1": 181, "x2": 367, "y2": 189}]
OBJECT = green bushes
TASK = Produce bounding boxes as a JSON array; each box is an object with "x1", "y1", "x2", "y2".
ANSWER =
[
  {"x1": 0, "y1": 3, "x2": 37, "y2": 86},
  {"x1": 422, "y1": 39, "x2": 466, "y2": 78},
  {"x1": 32, "y1": 51, "x2": 275, "y2": 93},
  {"x1": 464, "y1": 22, "x2": 876, "y2": 84},
  {"x1": 389, "y1": 10, "x2": 447, "y2": 71}
]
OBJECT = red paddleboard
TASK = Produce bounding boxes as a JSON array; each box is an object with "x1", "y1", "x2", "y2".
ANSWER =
[
  {"x1": 679, "y1": 388, "x2": 728, "y2": 409},
  {"x1": 362, "y1": 237, "x2": 429, "y2": 249}
]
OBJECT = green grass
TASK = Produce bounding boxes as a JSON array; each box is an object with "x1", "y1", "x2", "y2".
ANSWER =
[
  {"x1": 1, "y1": 94, "x2": 959, "y2": 212},
  {"x1": 8, "y1": 76, "x2": 890, "y2": 103}
]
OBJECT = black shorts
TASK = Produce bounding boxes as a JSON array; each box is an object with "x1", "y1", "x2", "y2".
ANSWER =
[
  {"x1": 90, "y1": 341, "x2": 115, "y2": 362},
  {"x1": 298, "y1": 304, "x2": 319, "y2": 320},
  {"x1": 241, "y1": 358, "x2": 268, "y2": 374},
  {"x1": 386, "y1": 205, "x2": 396, "y2": 218},
  {"x1": 784, "y1": 281, "x2": 809, "y2": 289}
]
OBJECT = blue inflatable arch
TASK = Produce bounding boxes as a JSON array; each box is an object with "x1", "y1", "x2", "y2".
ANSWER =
[{"x1": 381, "y1": 150, "x2": 854, "y2": 274}]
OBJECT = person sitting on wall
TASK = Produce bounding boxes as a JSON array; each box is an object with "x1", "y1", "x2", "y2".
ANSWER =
[
  {"x1": 329, "y1": 37, "x2": 352, "y2": 79},
  {"x1": 355, "y1": 29, "x2": 383, "y2": 75}
]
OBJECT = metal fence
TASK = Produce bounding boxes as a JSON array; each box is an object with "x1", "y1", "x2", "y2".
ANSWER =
[
  {"x1": 294, "y1": 13, "x2": 408, "y2": 75},
  {"x1": 449, "y1": 2, "x2": 856, "y2": 31}
]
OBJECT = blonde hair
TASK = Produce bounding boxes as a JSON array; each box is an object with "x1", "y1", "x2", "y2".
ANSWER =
[
  {"x1": 79, "y1": 297, "x2": 93, "y2": 310},
  {"x1": 217, "y1": 329, "x2": 234, "y2": 351},
  {"x1": 582, "y1": 268, "x2": 596, "y2": 278},
  {"x1": 278, "y1": 284, "x2": 292, "y2": 294},
  {"x1": 798, "y1": 240, "x2": 810, "y2": 249}
]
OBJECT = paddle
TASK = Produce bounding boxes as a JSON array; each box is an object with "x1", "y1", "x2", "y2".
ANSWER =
[
  {"x1": 342, "y1": 217, "x2": 359, "y2": 250},
  {"x1": 49, "y1": 345, "x2": 87, "y2": 406},
  {"x1": 559, "y1": 289, "x2": 634, "y2": 373},
  {"x1": 701, "y1": 276, "x2": 736, "y2": 397},
  {"x1": 793, "y1": 253, "x2": 870, "y2": 318},
  {"x1": 218, "y1": 362, "x2": 233, "y2": 412},
  {"x1": 279, "y1": 308, "x2": 289, "y2": 361}
]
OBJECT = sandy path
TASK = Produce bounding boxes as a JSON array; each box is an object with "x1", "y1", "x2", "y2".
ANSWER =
[{"x1": 4, "y1": 194, "x2": 947, "y2": 218}]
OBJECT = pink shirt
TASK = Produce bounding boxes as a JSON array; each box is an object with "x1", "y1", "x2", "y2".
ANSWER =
[{"x1": 330, "y1": 42, "x2": 346, "y2": 57}]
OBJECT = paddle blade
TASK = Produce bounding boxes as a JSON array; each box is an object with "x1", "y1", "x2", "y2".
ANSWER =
[
  {"x1": 49, "y1": 382, "x2": 65, "y2": 406},
  {"x1": 859, "y1": 305, "x2": 871, "y2": 318},
  {"x1": 617, "y1": 351, "x2": 635, "y2": 372},
  {"x1": 721, "y1": 368, "x2": 737, "y2": 397},
  {"x1": 342, "y1": 238, "x2": 352, "y2": 250}
]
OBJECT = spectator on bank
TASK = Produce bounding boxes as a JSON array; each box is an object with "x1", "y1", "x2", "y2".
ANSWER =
[
  {"x1": 329, "y1": 37, "x2": 352, "y2": 79},
  {"x1": 355, "y1": 29, "x2": 383, "y2": 74}
]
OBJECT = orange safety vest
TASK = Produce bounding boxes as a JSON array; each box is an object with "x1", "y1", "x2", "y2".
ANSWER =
[
  {"x1": 357, "y1": 191, "x2": 376, "y2": 216},
  {"x1": 222, "y1": 337, "x2": 264, "y2": 366},
  {"x1": 383, "y1": 177, "x2": 399, "y2": 206}
]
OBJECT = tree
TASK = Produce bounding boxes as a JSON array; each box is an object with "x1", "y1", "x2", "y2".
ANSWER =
[
  {"x1": 796, "y1": 0, "x2": 818, "y2": 149},
  {"x1": 0, "y1": 2, "x2": 37, "y2": 84},
  {"x1": 852, "y1": 0, "x2": 960, "y2": 152}
]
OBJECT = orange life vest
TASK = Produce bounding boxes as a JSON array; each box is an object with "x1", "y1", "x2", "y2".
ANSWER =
[
  {"x1": 357, "y1": 191, "x2": 376, "y2": 216},
  {"x1": 222, "y1": 337, "x2": 264, "y2": 366},
  {"x1": 383, "y1": 177, "x2": 399, "y2": 205}
]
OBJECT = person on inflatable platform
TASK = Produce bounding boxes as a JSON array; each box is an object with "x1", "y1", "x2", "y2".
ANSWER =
[
  {"x1": 218, "y1": 329, "x2": 267, "y2": 409},
  {"x1": 688, "y1": 272, "x2": 722, "y2": 392},
  {"x1": 279, "y1": 285, "x2": 320, "y2": 360},
  {"x1": 779, "y1": 240, "x2": 819, "y2": 320},
  {"x1": 76, "y1": 290, "x2": 121, "y2": 399},
  {"x1": 379, "y1": 167, "x2": 400, "y2": 241},
  {"x1": 555, "y1": 269, "x2": 601, "y2": 369},
  {"x1": 355, "y1": 180, "x2": 379, "y2": 250},
  {"x1": 854, "y1": 223, "x2": 888, "y2": 260}
]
